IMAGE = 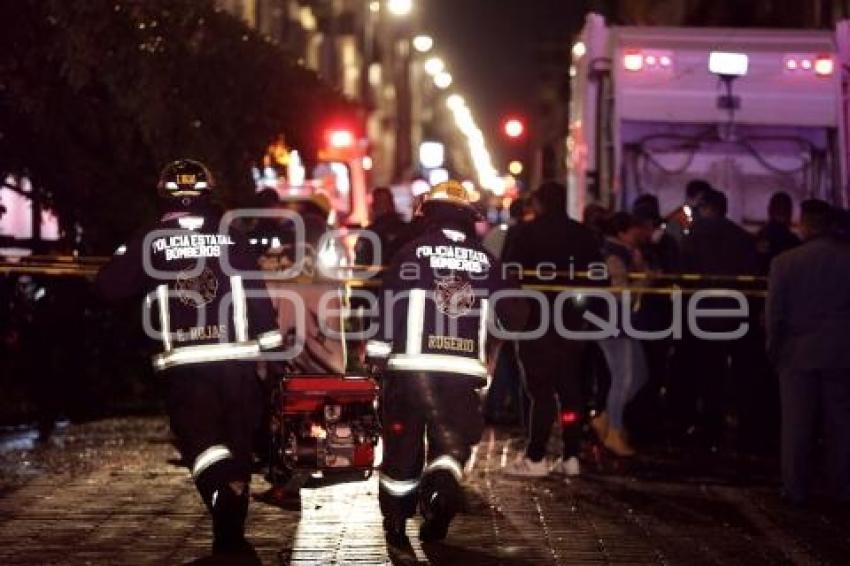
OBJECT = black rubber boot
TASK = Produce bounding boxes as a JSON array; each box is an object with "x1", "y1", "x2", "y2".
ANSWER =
[
  {"x1": 418, "y1": 470, "x2": 460, "y2": 543},
  {"x1": 212, "y1": 481, "x2": 251, "y2": 555},
  {"x1": 383, "y1": 516, "x2": 410, "y2": 549}
]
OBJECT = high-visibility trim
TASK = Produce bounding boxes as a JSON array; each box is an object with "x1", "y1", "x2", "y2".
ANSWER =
[
  {"x1": 366, "y1": 340, "x2": 392, "y2": 359},
  {"x1": 425, "y1": 455, "x2": 464, "y2": 482},
  {"x1": 230, "y1": 275, "x2": 248, "y2": 342},
  {"x1": 157, "y1": 284, "x2": 172, "y2": 352},
  {"x1": 379, "y1": 474, "x2": 420, "y2": 497},
  {"x1": 257, "y1": 329, "x2": 283, "y2": 350},
  {"x1": 192, "y1": 444, "x2": 232, "y2": 479},
  {"x1": 153, "y1": 342, "x2": 261, "y2": 371},
  {"x1": 406, "y1": 289, "x2": 426, "y2": 355},
  {"x1": 387, "y1": 354, "x2": 487, "y2": 378},
  {"x1": 478, "y1": 298, "x2": 488, "y2": 364}
]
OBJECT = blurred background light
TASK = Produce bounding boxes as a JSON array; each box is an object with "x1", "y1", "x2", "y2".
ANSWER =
[
  {"x1": 433, "y1": 71, "x2": 453, "y2": 89},
  {"x1": 412, "y1": 35, "x2": 434, "y2": 53},
  {"x1": 387, "y1": 0, "x2": 413, "y2": 17}
]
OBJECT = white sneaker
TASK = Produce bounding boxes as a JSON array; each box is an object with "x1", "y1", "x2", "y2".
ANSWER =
[
  {"x1": 550, "y1": 456, "x2": 580, "y2": 477},
  {"x1": 502, "y1": 455, "x2": 549, "y2": 478}
]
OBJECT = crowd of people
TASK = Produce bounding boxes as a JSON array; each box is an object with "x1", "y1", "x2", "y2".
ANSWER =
[
  {"x1": 355, "y1": 179, "x2": 849, "y2": 508},
  {"x1": 4, "y1": 163, "x2": 848, "y2": 558}
]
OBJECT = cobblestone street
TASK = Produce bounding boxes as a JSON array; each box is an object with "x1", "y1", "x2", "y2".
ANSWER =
[{"x1": 1, "y1": 417, "x2": 848, "y2": 565}]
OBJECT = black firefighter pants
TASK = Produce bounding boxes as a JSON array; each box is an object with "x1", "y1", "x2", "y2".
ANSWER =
[
  {"x1": 379, "y1": 372, "x2": 484, "y2": 521},
  {"x1": 164, "y1": 361, "x2": 262, "y2": 517}
]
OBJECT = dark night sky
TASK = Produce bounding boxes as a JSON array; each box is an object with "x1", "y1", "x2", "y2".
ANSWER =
[{"x1": 421, "y1": 0, "x2": 591, "y2": 144}]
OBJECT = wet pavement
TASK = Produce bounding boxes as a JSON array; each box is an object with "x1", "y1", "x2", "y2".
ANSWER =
[{"x1": 1, "y1": 417, "x2": 848, "y2": 565}]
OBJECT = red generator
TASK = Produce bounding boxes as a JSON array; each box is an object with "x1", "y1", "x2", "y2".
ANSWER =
[{"x1": 269, "y1": 374, "x2": 380, "y2": 485}]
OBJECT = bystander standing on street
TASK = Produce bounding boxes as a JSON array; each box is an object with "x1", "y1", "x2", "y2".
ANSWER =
[
  {"x1": 593, "y1": 212, "x2": 650, "y2": 457},
  {"x1": 502, "y1": 182, "x2": 604, "y2": 478},
  {"x1": 756, "y1": 191, "x2": 801, "y2": 275},
  {"x1": 767, "y1": 199, "x2": 850, "y2": 506},
  {"x1": 677, "y1": 188, "x2": 759, "y2": 450}
]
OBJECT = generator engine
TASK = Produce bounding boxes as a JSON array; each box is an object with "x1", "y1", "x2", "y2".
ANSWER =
[{"x1": 269, "y1": 374, "x2": 380, "y2": 484}]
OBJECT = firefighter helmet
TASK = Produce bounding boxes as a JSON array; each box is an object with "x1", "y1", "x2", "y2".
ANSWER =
[
  {"x1": 308, "y1": 191, "x2": 333, "y2": 218},
  {"x1": 156, "y1": 159, "x2": 214, "y2": 211},
  {"x1": 419, "y1": 180, "x2": 481, "y2": 219}
]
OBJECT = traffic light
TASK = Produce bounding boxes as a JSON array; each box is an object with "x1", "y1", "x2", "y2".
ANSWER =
[{"x1": 503, "y1": 117, "x2": 525, "y2": 139}]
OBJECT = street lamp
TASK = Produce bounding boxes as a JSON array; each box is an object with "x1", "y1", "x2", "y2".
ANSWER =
[
  {"x1": 433, "y1": 71, "x2": 453, "y2": 89},
  {"x1": 424, "y1": 56, "x2": 445, "y2": 76},
  {"x1": 412, "y1": 35, "x2": 433, "y2": 53},
  {"x1": 446, "y1": 94, "x2": 465, "y2": 110},
  {"x1": 387, "y1": 0, "x2": 413, "y2": 17}
]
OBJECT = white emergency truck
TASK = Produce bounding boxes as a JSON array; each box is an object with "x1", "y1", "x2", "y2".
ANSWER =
[{"x1": 568, "y1": 13, "x2": 850, "y2": 227}]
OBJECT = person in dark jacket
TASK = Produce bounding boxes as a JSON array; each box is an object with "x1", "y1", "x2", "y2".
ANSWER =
[
  {"x1": 482, "y1": 197, "x2": 529, "y2": 424},
  {"x1": 767, "y1": 199, "x2": 850, "y2": 505},
  {"x1": 666, "y1": 179, "x2": 712, "y2": 245},
  {"x1": 681, "y1": 188, "x2": 757, "y2": 276},
  {"x1": 355, "y1": 186, "x2": 408, "y2": 267},
  {"x1": 677, "y1": 188, "x2": 759, "y2": 449},
  {"x1": 633, "y1": 193, "x2": 679, "y2": 273},
  {"x1": 629, "y1": 194, "x2": 679, "y2": 443},
  {"x1": 96, "y1": 160, "x2": 283, "y2": 558},
  {"x1": 502, "y1": 182, "x2": 605, "y2": 478},
  {"x1": 756, "y1": 191, "x2": 801, "y2": 275},
  {"x1": 366, "y1": 180, "x2": 526, "y2": 548}
]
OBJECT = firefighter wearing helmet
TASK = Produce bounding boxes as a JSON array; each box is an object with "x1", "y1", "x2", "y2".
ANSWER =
[
  {"x1": 96, "y1": 159, "x2": 284, "y2": 557},
  {"x1": 367, "y1": 180, "x2": 526, "y2": 549}
]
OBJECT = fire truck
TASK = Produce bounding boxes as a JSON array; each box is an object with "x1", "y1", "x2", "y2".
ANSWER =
[{"x1": 568, "y1": 13, "x2": 850, "y2": 227}]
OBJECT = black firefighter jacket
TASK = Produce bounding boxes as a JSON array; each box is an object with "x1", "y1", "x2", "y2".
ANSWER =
[
  {"x1": 96, "y1": 211, "x2": 282, "y2": 372},
  {"x1": 366, "y1": 223, "x2": 526, "y2": 385}
]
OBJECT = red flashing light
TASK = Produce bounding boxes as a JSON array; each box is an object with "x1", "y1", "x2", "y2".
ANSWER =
[
  {"x1": 390, "y1": 421, "x2": 404, "y2": 434},
  {"x1": 328, "y1": 129, "x2": 356, "y2": 149},
  {"x1": 560, "y1": 411, "x2": 579, "y2": 425}
]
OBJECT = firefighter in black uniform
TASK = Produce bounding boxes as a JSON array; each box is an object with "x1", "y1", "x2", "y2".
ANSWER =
[
  {"x1": 96, "y1": 159, "x2": 283, "y2": 557},
  {"x1": 367, "y1": 181, "x2": 525, "y2": 548}
]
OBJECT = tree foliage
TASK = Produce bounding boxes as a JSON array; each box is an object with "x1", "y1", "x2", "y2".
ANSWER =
[{"x1": 0, "y1": 0, "x2": 354, "y2": 251}]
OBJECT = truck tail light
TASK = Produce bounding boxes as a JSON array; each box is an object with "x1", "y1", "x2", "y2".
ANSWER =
[
  {"x1": 623, "y1": 50, "x2": 643, "y2": 72},
  {"x1": 814, "y1": 55, "x2": 834, "y2": 76}
]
